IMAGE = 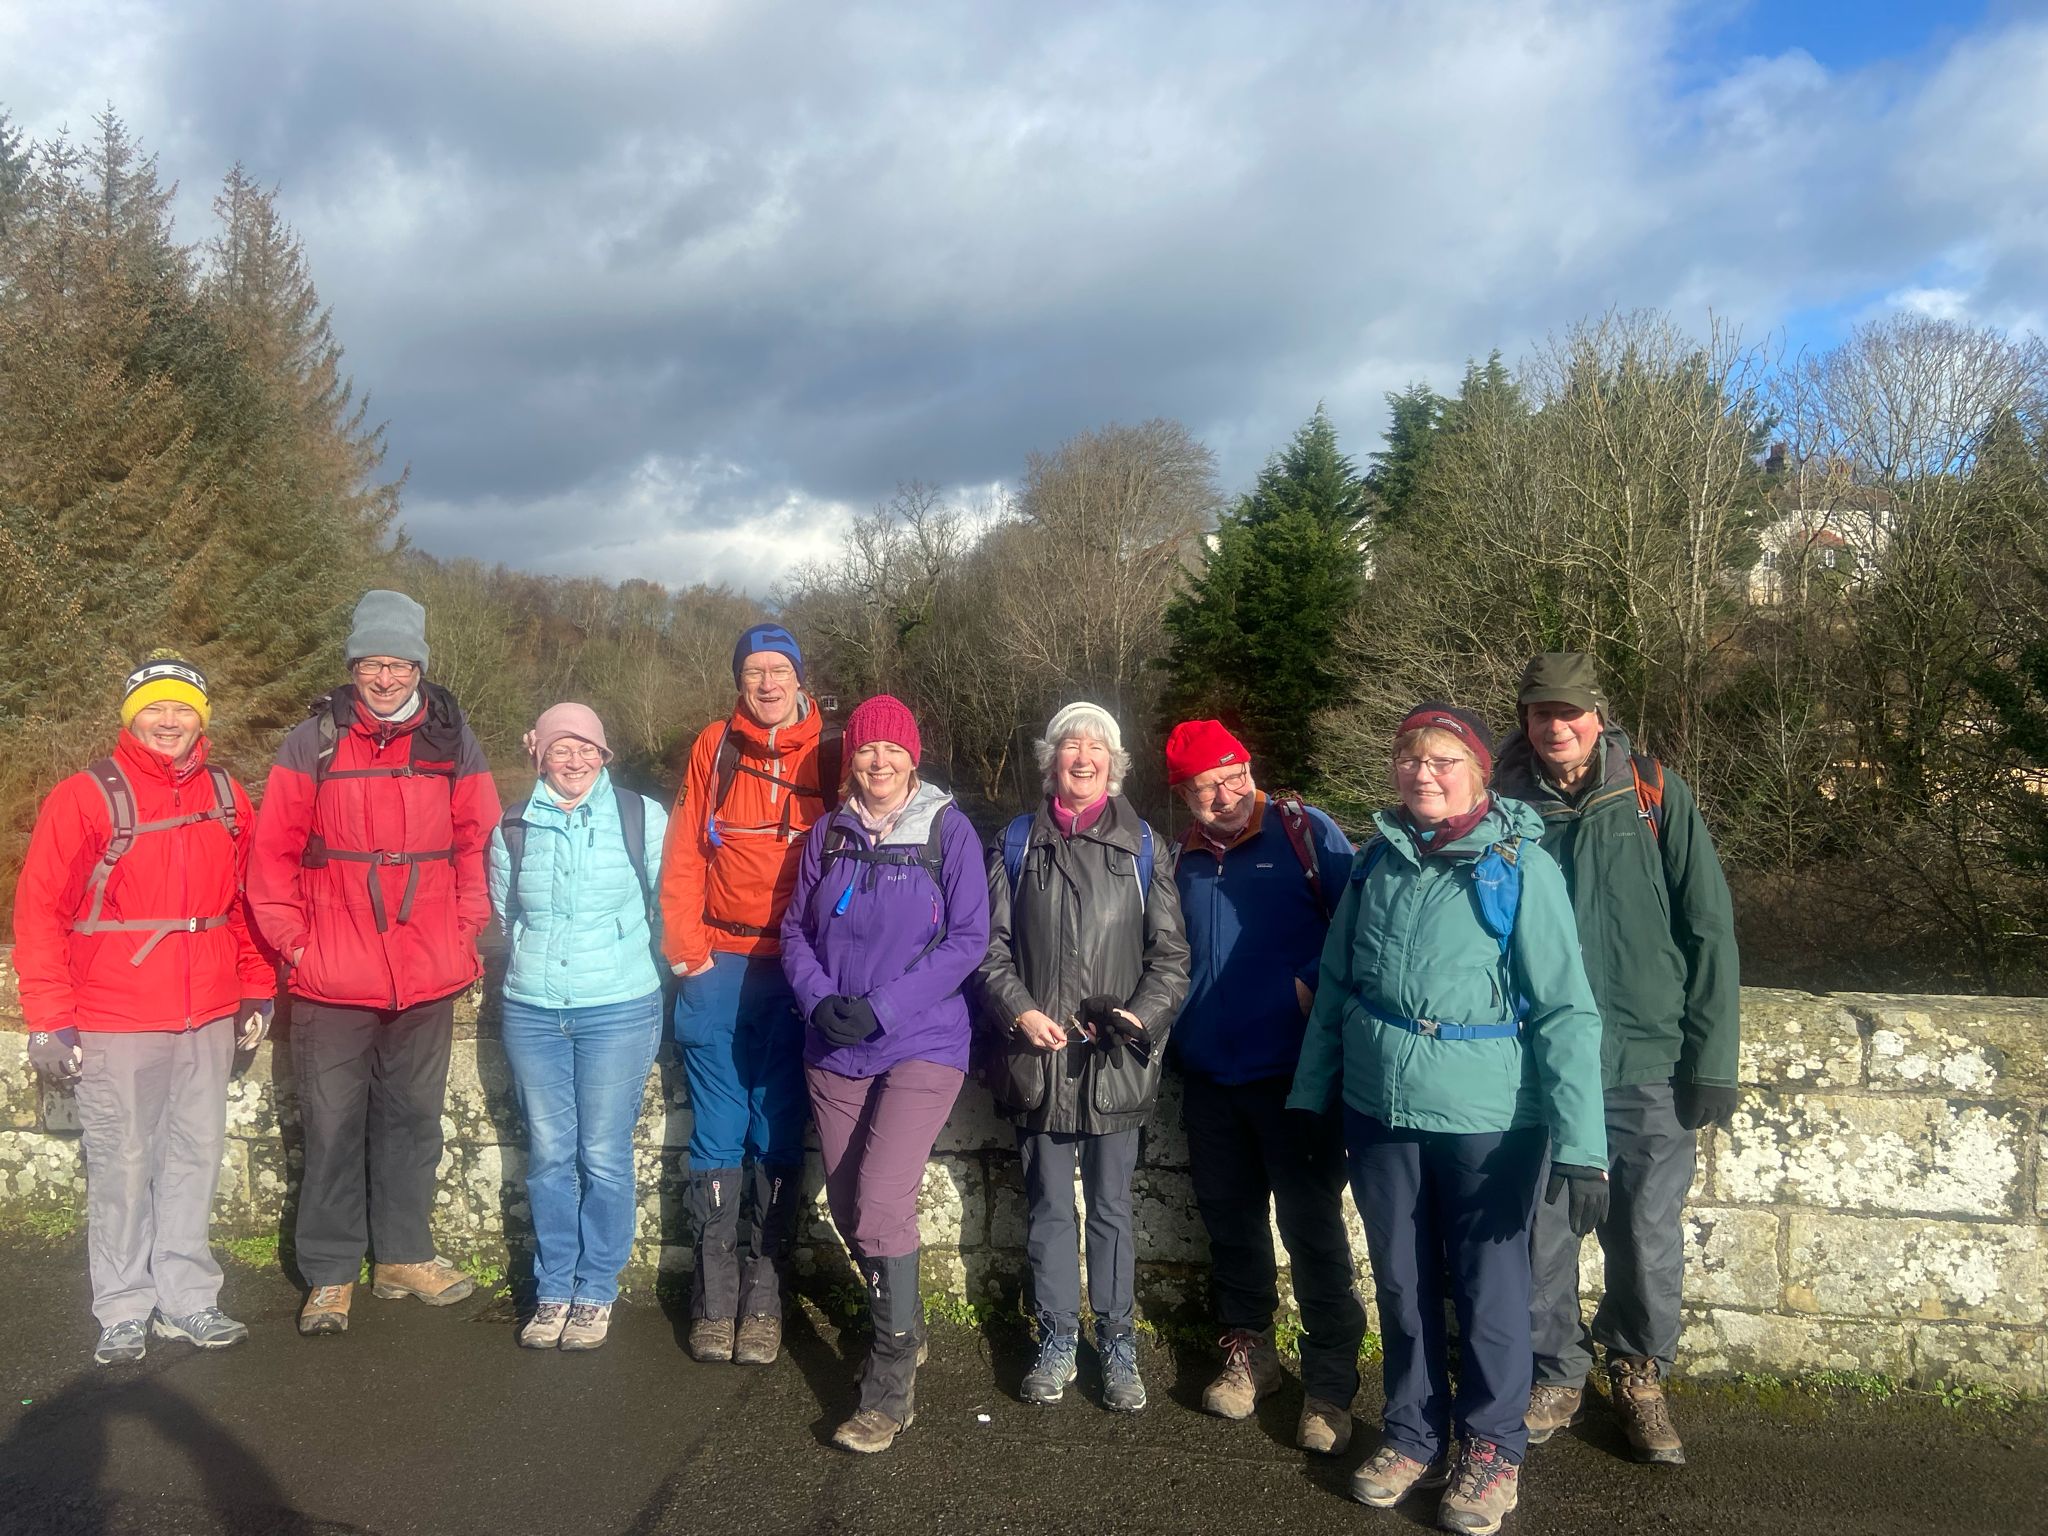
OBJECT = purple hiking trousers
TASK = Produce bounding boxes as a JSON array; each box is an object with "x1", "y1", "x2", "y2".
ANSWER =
[{"x1": 805, "y1": 1058, "x2": 964, "y2": 1259}]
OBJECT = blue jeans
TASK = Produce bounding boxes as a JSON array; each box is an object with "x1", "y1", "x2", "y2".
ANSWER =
[
  {"x1": 501, "y1": 992, "x2": 663, "y2": 1306},
  {"x1": 674, "y1": 953, "x2": 807, "y2": 1170}
]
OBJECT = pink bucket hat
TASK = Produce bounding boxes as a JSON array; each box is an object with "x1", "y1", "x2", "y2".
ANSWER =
[{"x1": 525, "y1": 702, "x2": 613, "y2": 767}]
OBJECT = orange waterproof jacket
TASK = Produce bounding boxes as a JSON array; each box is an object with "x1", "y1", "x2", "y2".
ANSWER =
[{"x1": 659, "y1": 699, "x2": 834, "y2": 971}]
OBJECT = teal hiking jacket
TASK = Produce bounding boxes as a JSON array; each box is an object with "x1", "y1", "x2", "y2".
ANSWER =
[{"x1": 1286, "y1": 796, "x2": 1607, "y2": 1169}]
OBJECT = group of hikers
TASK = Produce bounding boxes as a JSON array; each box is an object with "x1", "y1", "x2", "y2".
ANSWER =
[{"x1": 16, "y1": 589, "x2": 1739, "y2": 1536}]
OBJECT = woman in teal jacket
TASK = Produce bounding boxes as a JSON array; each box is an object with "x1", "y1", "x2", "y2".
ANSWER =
[
  {"x1": 1288, "y1": 703, "x2": 1605, "y2": 1535},
  {"x1": 487, "y1": 703, "x2": 669, "y2": 1352}
]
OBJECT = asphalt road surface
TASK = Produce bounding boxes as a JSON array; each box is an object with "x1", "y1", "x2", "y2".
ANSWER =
[{"x1": 1, "y1": 1235, "x2": 2042, "y2": 1535}]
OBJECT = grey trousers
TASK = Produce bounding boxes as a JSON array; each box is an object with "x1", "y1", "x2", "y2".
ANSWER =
[
  {"x1": 1530, "y1": 1080, "x2": 1697, "y2": 1386},
  {"x1": 73, "y1": 1019, "x2": 235, "y2": 1327},
  {"x1": 1017, "y1": 1126, "x2": 1142, "y2": 1339}
]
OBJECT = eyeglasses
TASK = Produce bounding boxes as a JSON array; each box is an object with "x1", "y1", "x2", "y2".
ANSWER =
[
  {"x1": 544, "y1": 743, "x2": 604, "y2": 765},
  {"x1": 739, "y1": 666, "x2": 796, "y2": 686},
  {"x1": 1188, "y1": 768, "x2": 1251, "y2": 800},
  {"x1": 1395, "y1": 755, "x2": 1467, "y2": 778},
  {"x1": 352, "y1": 660, "x2": 420, "y2": 680}
]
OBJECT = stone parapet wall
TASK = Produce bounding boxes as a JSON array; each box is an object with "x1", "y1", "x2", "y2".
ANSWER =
[{"x1": 3, "y1": 953, "x2": 2042, "y2": 1391}]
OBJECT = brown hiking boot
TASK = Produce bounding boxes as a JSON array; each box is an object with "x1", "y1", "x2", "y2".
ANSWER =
[
  {"x1": 733, "y1": 1313, "x2": 781, "y2": 1365},
  {"x1": 1200, "y1": 1328, "x2": 1282, "y2": 1420},
  {"x1": 371, "y1": 1256, "x2": 476, "y2": 1306},
  {"x1": 1296, "y1": 1395, "x2": 1354, "y2": 1456},
  {"x1": 1350, "y1": 1443, "x2": 1450, "y2": 1507},
  {"x1": 1608, "y1": 1356, "x2": 1686, "y2": 1465},
  {"x1": 688, "y1": 1317, "x2": 735, "y2": 1362},
  {"x1": 1525, "y1": 1382, "x2": 1584, "y2": 1445},
  {"x1": 1438, "y1": 1438, "x2": 1519, "y2": 1535},
  {"x1": 831, "y1": 1406, "x2": 911, "y2": 1454},
  {"x1": 299, "y1": 1283, "x2": 353, "y2": 1336}
]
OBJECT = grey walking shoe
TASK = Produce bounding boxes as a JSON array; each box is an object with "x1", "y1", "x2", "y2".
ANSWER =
[
  {"x1": 1098, "y1": 1329, "x2": 1147, "y2": 1413},
  {"x1": 558, "y1": 1302, "x2": 612, "y2": 1351},
  {"x1": 519, "y1": 1302, "x2": 570, "y2": 1349},
  {"x1": 152, "y1": 1307, "x2": 250, "y2": 1349},
  {"x1": 93, "y1": 1318, "x2": 149, "y2": 1366},
  {"x1": 1019, "y1": 1329, "x2": 1079, "y2": 1404}
]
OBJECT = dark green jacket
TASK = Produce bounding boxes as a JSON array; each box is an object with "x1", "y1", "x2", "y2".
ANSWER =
[{"x1": 1494, "y1": 726, "x2": 1739, "y2": 1090}]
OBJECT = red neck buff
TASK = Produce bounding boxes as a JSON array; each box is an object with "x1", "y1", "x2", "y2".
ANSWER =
[
  {"x1": 1051, "y1": 793, "x2": 1109, "y2": 838},
  {"x1": 1405, "y1": 796, "x2": 1493, "y2": 856}
]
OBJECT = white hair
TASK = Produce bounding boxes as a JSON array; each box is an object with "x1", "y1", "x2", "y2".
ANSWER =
[{"x1": 1035, "y1": 700, "x2": 1131, "y2": 798}]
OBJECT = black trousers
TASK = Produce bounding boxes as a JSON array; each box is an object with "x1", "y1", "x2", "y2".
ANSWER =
[
  {"x1": 1182, "y1": 1072, "x2": 1366, "y2": 1404},
  {"x1": 291, "y1": 996, "x2": 457, "y2": 1286}
]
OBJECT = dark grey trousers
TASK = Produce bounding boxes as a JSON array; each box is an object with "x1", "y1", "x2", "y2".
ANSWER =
[
  {"x1": 1530, "y1": 1080, "x2": 1696, "y2": 1386},
  {"x1": 1017, "y1": 1126, "x2": 1142, "y2": 1339},
  {"x1": 1182, "y1": 1072, "x2": 1365, "y2": 1404}
]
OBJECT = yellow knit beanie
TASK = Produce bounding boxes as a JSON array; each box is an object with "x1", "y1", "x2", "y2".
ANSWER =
[{"x1": 120, "y1": 649, "x2": 211, "y2": 729}]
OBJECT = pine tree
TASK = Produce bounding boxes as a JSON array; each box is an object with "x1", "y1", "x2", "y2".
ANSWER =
[
  {"x1": 1365, "y1": 382, "x2": 1444, "y2": 531},
  {"x1": 1159, "y1": 406, "x2": 1368, "y2": 788}
]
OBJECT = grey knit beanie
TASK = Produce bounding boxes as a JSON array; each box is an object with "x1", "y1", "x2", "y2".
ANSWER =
[{"x1": 345, "y1": 590, "x2": 429, "y2": 668}]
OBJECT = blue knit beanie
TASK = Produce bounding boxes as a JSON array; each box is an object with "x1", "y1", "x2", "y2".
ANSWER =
[{"x1": 731, "y1": 623, "x2": 803, "y2": 686}]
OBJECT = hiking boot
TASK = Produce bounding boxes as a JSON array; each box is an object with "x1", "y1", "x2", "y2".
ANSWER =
[
  {"x1": 519, "y1": 1303, "x2": 570, "y2": 1349},
  {"x1": 371, "y1": 1256, "x2": 475, "y2": 1306},
  {"x1": 93, "y1": 1318, "x2": 149, "y2": 1366},
  {"x1": 733, "y1": 1312, "x2": 781, "y2": 1365},
  {"x1": 299, "y1": 1283, "x2": 353, "y2": 1336},
  {"x1": 1438, "y1": 1438, "x2": 1520, "y2": 1535},
  {"x1": 152, "y1": 1307, "x2": 249, "y2": 1349},
  {"x1": 1608, "y1": 1356, "x2": 1686, "y2": 1465},
  {"x1": 1099, "y1": 1329, "x2": 1147, "y2": 1413},
  {"x1": 688, "y1": 1317, "x2": 735, "y2": 1362},
  {"x1": 1350, "y1": 1444, "x2": 1450, "y2": 1508},
  {"x1": 1201, "y1": 1328, "x2": 1282, "y2": 1420},
  {"x1": 832, "y1": 1406, "x2": 911, "y2": 1454},
  {"x1": 559, "y1": 1302, "x2": 612, "y2": 1351},
  {"x1": 1020, "y1": 1329, "x2": 1079, "y2": 1404},
  {"x1": 1297, "y1": 1395, "x2": 1353, "y2": 1456},
  {"x1": 1525, "y1": 1382, "x2": 1584, "y2": 1445}
]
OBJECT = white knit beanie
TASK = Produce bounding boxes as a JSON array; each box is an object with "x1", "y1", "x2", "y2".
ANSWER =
[{"x1": 1045, "y1": 700, "x2": 1123, "y2": 753}]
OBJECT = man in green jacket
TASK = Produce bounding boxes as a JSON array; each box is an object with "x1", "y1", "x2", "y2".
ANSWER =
[{"x1": 1493, "y1": 654, "x2": 1739, "y2": 1467}]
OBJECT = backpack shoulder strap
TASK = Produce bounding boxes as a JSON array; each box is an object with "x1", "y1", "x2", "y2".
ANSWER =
[
  {"x1": 205, "y1": 766, "x2": 240, "y2": 838},
  {"x1": 614, "y1": 785, "x2": 651, "y2": 916},
  {"x1": 1137, "y1": 821, "x2": 1155, "y2": 902},
  {"x1": 1630, "y1": 753, "x2": 1666, "y2": 840},
  {"x1": 498, "y1": 804, "x2": 529, "y2": 926},
  {"x1": 78, "y1": 759, "x2": 136, "y2": 930},
  {"x1": 1352, "y1": 833, "x2": 1389, "y2": 884},
  {"x1": 817, "y1": 723, "x2": 844, "y2": 811},
  {"x1": 1270, "y1": 795, "x2": 1329, "y2": 920},
  {"x1": 1000, "y1": 813, "x2": 1035, "y2": 895}
]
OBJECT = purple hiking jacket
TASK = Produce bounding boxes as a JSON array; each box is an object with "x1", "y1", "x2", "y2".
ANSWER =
[{"x1": 779, "y1": 782, "x2": 991, "y2": 1077}]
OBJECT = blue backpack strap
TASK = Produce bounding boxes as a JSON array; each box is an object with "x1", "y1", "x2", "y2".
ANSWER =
[
  {"x1": 1137, "y1": 821, "x2": 1154, "y2": 907},
  {"x1": 1000, "y1": 813, "x2": 1035, "y2": 896},
  {"x1": 1351, "y1": 833, "x2": 1389, "y2": 884}
]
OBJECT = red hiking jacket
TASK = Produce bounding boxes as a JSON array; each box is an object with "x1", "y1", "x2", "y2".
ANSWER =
[
  {"x1": 248, "y1": 685, "x2": 500, "y2": 1010},
  {"x1": 12, "y1": 732, "x2": 273, "y2": 1034}
]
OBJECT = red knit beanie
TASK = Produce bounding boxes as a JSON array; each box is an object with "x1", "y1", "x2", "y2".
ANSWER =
[
  {"x1": 844, "y1": 694, "x2": 921, "y2": 764},
  {"x1": 1164, "y1": 718, "x2": 1251, "y2": 787}
]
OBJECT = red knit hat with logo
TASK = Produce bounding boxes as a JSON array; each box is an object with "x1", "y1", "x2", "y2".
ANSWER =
[
  {"x1": 1164, "y1": 719, "x2": 1251, "y2": 786},
  {"x1": 844, "y1": 694, "x2": 922, "y2": 765}
]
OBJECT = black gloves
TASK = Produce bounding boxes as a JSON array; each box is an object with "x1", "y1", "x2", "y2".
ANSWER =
[
  {"x1": 27, "y1": 1028, "x2": 82, "y2": 1086},
  {"x1": 1545, "y1": 1163, "x2": 1610, "y2": 1237},
  {"x1": 811, "y1": 996, "x2": 881, "y2": 1048},
  {"x1": 1078, "y1": 994, "x2": 1150, "y2": 1057},
  {"x1": 1675, "y1": 1079, "x2": 1738, "y2": 1131}
]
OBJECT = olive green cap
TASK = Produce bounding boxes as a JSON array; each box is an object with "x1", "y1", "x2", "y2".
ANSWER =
[{"x1": 1517, "y1": 652, "x2": 1608, "y2": 715}]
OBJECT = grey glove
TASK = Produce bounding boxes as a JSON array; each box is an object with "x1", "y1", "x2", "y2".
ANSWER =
[{"x1": 28, "y1": 1028, "x2": 82, "y2": 1086}]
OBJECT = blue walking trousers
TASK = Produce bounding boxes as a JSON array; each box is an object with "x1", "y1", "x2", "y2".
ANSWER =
[
  {"x1": 674, "y1": 952, "x2": 808, "y2": 1170},
  {"x1": 1346, "y1": 1109, "x2": 1545, "y2": 1464}
]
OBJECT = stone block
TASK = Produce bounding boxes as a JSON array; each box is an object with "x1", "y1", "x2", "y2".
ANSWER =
[
  {"x1": 1130, "y1": 1167, "x2": 1208, "y2": 1265},
  {"x1": 918, "y1": 1157, "x2": 984, "y2": 1252},
  {"x1": 1, "y1": 1032, "x2": 41, "y2": 1130},
  {"x1": 0, "y1": 1129, "x2": 87, "y2": 1203},
  {"x1": 1784, "y1": 1213, "x2": 2042, "y2": 1324},
  {"x1": 1848, "y1": 994, "x2": 2048, "y2": 1100},
  {"x1": 1715, "y1": 1094, "x2": 2026, "y2": 1218},
  {"x1": 931, "y1": 1087, "x2": 1011, "y2": 1154},
  {"x1": 222, "y1": 1055, "x2": 283, "y2": 1138},
  {"x1": 1678, "y1": 1307, "x2": 1911, "y2": 1379},
  {"x1": 1683, "y1": 1207, "x2": 1783, "y2": 1310},
  {"x1": 987, "y1": 1156, "x2": 1028, "y2": 1251},
  {"x1": 1910, "y1": 1324, "x2": 2048, "y2": 1395},
  {"x1": 1141, "y1": 1077, "x2": 1190, "y2": 1169},
  {"x1": 442, "y1": 1041, "x2": 520, "y2": 1143},
  {"x1": 1738, "y1": 991, "x2": 1865, "y2": 1089}
]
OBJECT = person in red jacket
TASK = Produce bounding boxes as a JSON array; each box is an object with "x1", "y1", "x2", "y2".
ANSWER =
[
  {"x1": 14, "y1": 652, "x2": 276, "y2": 1365},
  {"x1": 247, "y1": 591, "x2": 502, "y2": 1337},
  {"x1": 659, "y1": 623, "x2": 835, "y2": 1366}
]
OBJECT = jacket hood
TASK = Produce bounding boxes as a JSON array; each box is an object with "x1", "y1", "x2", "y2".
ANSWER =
[
  {"x1": 1371, "y1": 794, "x2": 1545, "y2": 864},
  {"x1": 519, "y1": 767, "x2": 615, "y2": 825},
  {"x1": 726, "y1": 692, "x2": 822, "y2": 753},
  {"x1": 113, "y1": 727, "x2": 213, "y2": 785},
  {"x1": 834, "y1": 779, "x2": 952, "y2": 844}
]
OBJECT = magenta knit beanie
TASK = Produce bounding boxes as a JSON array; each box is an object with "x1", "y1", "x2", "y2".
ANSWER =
[
  {"x1": 524, "y1": 702, "x2": 613, "y2": 767},
  {"x1": 844, "y1": 694, "x2": 921, "y2": 765}
]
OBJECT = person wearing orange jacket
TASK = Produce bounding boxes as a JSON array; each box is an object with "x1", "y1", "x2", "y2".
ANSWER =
[
  {"x1": 660, "y1": 623, "x2": 836, "y2": 1367},
  {"x1": 14, "y1": 653, "x2": 275, "y2": 1366},
  {"x1": 247, "y1": 591, "x2": 502, "y2": 1338}
]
